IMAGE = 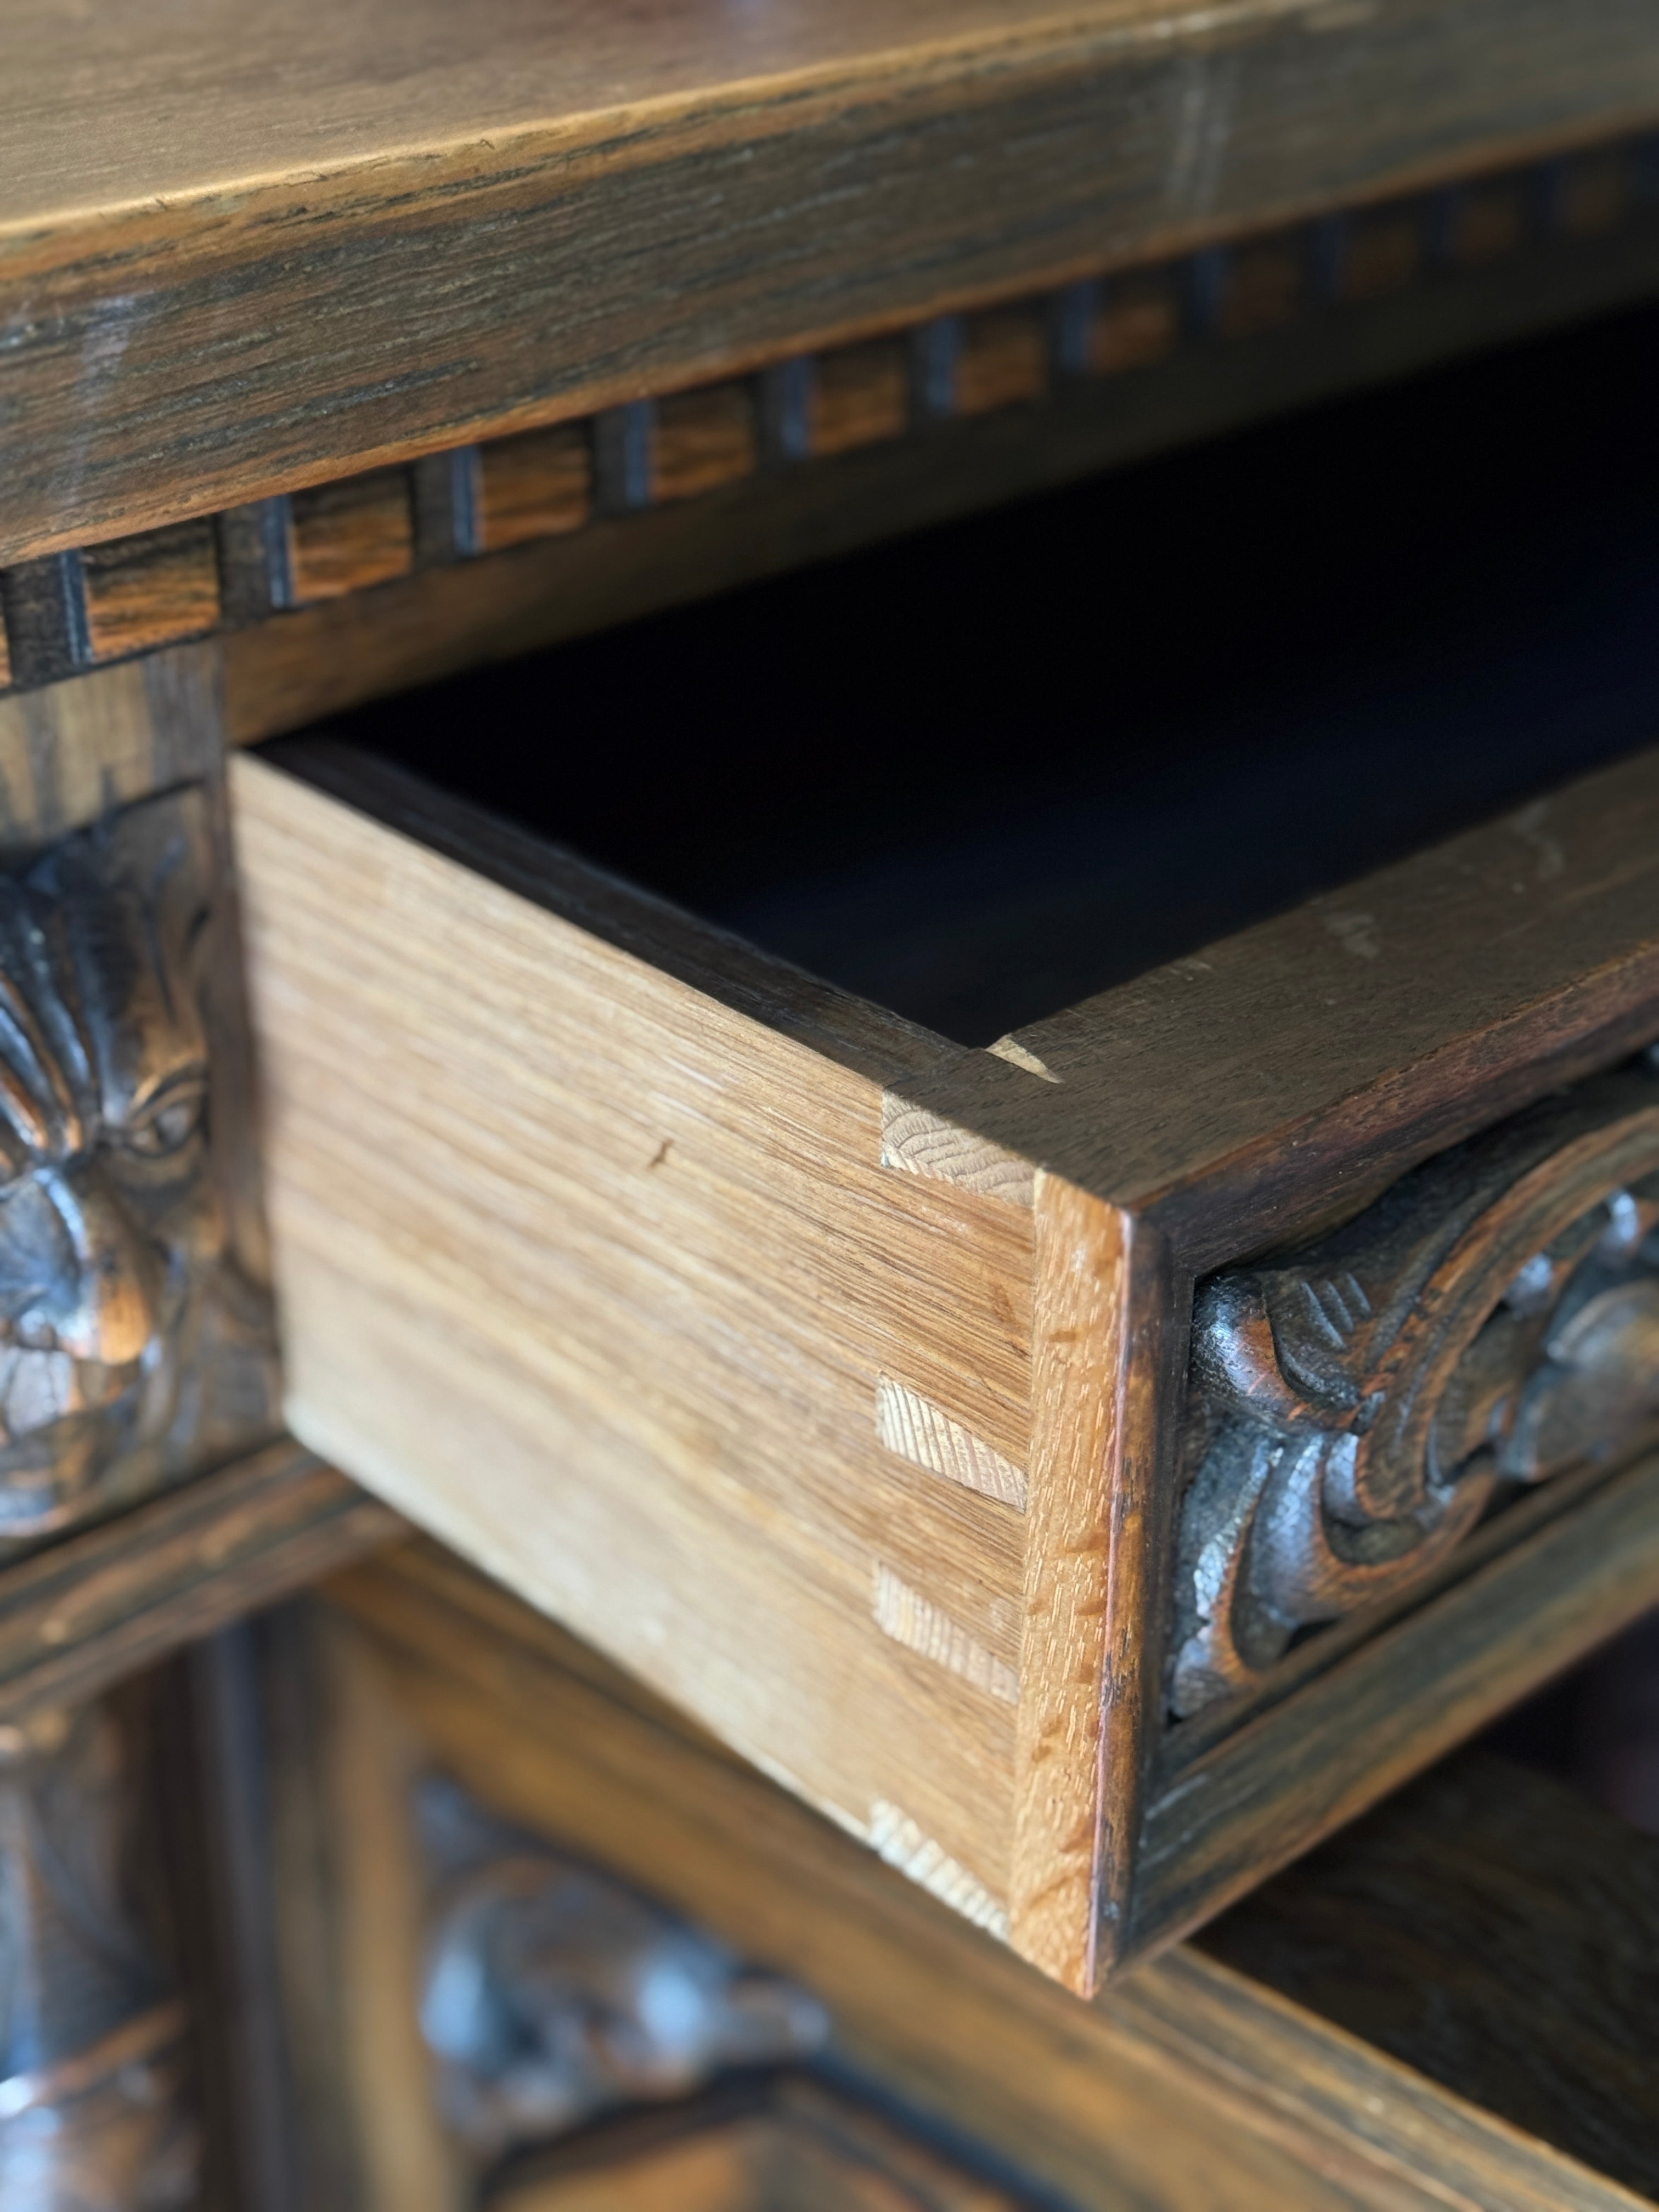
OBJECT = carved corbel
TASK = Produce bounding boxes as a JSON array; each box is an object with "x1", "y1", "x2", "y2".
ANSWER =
[{"x1": 1173, "y1": 1060, "x2": 1659, "y2": 1717}]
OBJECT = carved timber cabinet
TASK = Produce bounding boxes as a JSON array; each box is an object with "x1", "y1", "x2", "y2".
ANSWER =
[{"x1": 8, "y1": 0, "x2": 1659, "y2": 2201}]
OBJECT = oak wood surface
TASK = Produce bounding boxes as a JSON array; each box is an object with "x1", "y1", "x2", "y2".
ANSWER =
[
  {"x1": 322, "y1": 1545, "x2": 1648, "y2": 2212},
  {"x1": 1197, "y1": 1752, "x2": 1659, "y2": 2199},
  {"x1": 231, "y1": 744, "x2": 1035, "y2": 1940},
  {"x1": 0, "y1": 1440, "x2": 399, "y2": 1726},
  {"x1": 8, "y1": 0, "x2": 1659, "y2": 563},
  {"x1": 492, "y1": 2076, "x2": 1034, "y2": 2212}
]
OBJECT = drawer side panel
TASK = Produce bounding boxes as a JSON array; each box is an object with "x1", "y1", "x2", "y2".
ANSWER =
[{"x1": 232, "y1": 754, "x2": 1030, "y2": 1903}]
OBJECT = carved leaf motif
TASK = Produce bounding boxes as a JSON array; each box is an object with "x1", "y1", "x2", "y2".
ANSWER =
[{"x1": 1172, "y1": 1061, "x2": 1659, "y2": 1719}]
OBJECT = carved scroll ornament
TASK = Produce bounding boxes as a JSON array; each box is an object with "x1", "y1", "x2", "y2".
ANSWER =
[
  {"x1": 1172, "y1": 1062, "x2": 1659, "y2": 1718},
  {"x1": 417, "y1": 1779, "x2": 828, "y2": 2163},
  {"x1": 0, "y1": 787, "x2": 278, "y2": 1547}
]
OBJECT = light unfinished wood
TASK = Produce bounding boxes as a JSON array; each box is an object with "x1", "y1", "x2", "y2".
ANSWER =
[
  {"x1": 1011, "y1": 1178, "x2": 1132, "y2": 1991},
  {"x1": 10, "y1": 0, "x2": 1659, "y2": 563},
  {"x1": 321, "y1": 1547, "x2": 1649, "y2": 2212},
  {"x1": 231, "y1": 744, "x2": 1046, "y2": 1962}
]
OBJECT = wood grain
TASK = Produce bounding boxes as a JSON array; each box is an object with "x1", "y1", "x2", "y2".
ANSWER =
[
  {"x1": 232, "y1": 712, "x2": 1659, "y2": 1984},
  {"x1": 492, "y1": 2075, "x2": 1035, "y2": 2211},
  {"x1": 0, "y1": 642, "x2": 223, "y2": 844},
  {"x1": 957, "y1": 309, "x2": 1049, "y2": 416},
  {"x1": 81, "y1": 522, "x2": 221, "y2": 662},
  {"x1": 478, "y1": 425, "x2": 593, "y2": 551},
  {"x1": 811, "y1": 342, "x2": 912, "y2": 457},
  {"x1": 0, "y1": 1440, "x2": 398, "y2": 1725},
  {"x1": 323, "y1": 1545, "x2": 1645, "y2": 2212},
  {"x1": 1010, "y1": 1180, "x2": 1129, "y2": 1991},
  {"x1": 653, "y1": 385, "x2": 759, "y2": 504},
  {"x1": 9, "y1": 0, "x2": 1659, "y2": 562},
  {"x1": 215, "y1": 193, "x2": 1659, "y2": 749},
  {"x1": 1199, "y1": 1752, "x2": 1659, "y2": 2200},
  {"x1": 232, "y1": 744, "x2": 1039, "y2": 1935},
  {"x1": 290, "y1": 472, "x2": 415, "y2": 604}
]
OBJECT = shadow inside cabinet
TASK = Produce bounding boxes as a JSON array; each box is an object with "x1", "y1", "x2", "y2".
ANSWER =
[{"x1": 328, "y1": 294, "x2": 1659, "y2": 1046}]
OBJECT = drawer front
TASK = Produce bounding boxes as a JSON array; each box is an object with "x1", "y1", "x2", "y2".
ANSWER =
[{"x1": 231, "y1": 737, "x2": 1659, "y2": 1994}]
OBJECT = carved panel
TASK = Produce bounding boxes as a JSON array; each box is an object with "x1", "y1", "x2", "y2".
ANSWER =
[
  {"x1": 417, "y1": 1779, "x2": 828, "y2": 2166},
  {"x1": 0, "y1": 785, "x2": 278, "y2": 1551},
  {"x1": 0, "y1": 1700, "x2": 195, "y2": 2211},
  {"x1": 1172, "y1": 1060, "x2": 1659, "y2": 1717}
]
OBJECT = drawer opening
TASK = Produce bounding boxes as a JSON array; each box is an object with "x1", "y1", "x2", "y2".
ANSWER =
[{"x1": 297, "y1": 294, "x2": 1659, "y2": 1047}]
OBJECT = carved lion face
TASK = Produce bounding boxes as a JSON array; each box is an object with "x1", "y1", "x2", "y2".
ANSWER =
[{"x1": 0, "y1": 791, "x2": 223, "y2": 1537}]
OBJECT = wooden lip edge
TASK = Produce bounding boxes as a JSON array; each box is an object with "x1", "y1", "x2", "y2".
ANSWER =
[
  {"x1": 12, "y1": 20, "x2": 1656, "y2": 273},
  {"x1": 1121, "y1": 1948, "x2": 1649, "y2": 2212},
  {"x1": 0, "y1": 1439, "x2": 404, "y2": 1720},
  {"x1": 239, "y1": 740, "x2": 983, "y2": 1096},
  {"x1": 1125, "y1": 1444, "x2": 1659, "y2": 1965},
  {"x1": 1144, "y1": 965, "x2": 1659, "y2": 1276},
  {"x1": 0, "y1": 3, "x2": 1261, "y2": 256}
]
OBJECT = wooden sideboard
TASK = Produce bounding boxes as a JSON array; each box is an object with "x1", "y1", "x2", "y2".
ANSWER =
[{"x1": 4, "y1": 1, "x2": 1659, "y2": 2201}]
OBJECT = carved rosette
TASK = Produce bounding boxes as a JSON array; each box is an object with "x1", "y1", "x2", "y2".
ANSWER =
[{"x1": 1171, "y1": 1062, "x2": 1659, "y2": 1718}]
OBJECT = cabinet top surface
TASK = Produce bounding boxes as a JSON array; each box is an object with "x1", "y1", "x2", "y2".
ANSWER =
[{"x1": 1, "y1": 0, "x2": 1171, "y2": 229}]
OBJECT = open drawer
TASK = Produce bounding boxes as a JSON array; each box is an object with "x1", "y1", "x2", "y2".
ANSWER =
[{"x1": 229, "y1": 307, "x2": 1659, "y2": 1993}]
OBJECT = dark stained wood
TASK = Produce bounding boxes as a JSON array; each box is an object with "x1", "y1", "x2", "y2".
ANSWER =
[
  {"x1": 1208, "y1": 230, "x2": 1309, "y2": 337},
  {"x1": 9, "y1": 0, "x2": 1659, "y2": 563},
  {"x1": 217, "y1": 193, "x2": 1659, "y2": 749},
  {"x1": 1132, "y1": 1447, "x2": 1659, "y2": 1959},
  {"x1": 290, "y1": 472, "x2": 415, "y2": 605},
  {"x1": 956, "y1": 309, "x2": 1049, "y2": 416},
  {"x1": 1446, "y1": 174, "x2": 1531, "y2": 264},
  {"x1": 1198, "y1": 1752, "x2": 1659, "y2": 2199},
  {"x1": 81, "y1": 521, "x2": 221, "y2": 662},
  {"x1": 478, "y1": 425, "x2": 592, "y2": 551},
  {"x1": 1085, "y1": 267, "x2": 1185, "y2": 369},
  {"x1": 317, "y1": 1544, "x2": 1644, "y2": 2212},
  {"x1": 0, "y1": 1440, "x2": 400, "y2": 1728},
  {"x1": 653, "y1": 383, "x2": 759, "y2": 504},
  {"x1": 492, "y1": 2074, "x2": 1043, "y2": 2210},
  {"x1": 812, "y1": 341, "x2": 912, "y2": 457},
  {"x1": 0, "y1": 552, "x2": 92, "y2": 686}
]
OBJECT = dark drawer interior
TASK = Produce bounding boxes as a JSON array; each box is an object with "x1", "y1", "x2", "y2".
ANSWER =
[{"x1": 313, "y1": 294, "x2": 1659, "y2": 1046}]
